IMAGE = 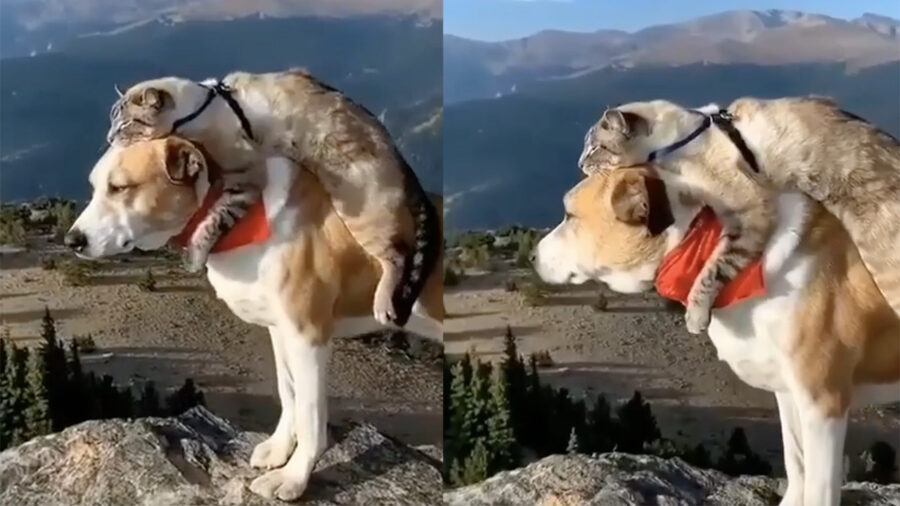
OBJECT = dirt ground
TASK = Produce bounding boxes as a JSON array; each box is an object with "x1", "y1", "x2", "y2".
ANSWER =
[
  {"x1": 445, "y1": 265, "x2": 900, "y2": 474},
  {"x1": 0, "y1": 237, "x2": 442, "y2": 447}
]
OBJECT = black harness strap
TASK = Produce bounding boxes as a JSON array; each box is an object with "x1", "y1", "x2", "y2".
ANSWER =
[
  {"x1": 710, "y1": 110, "x2": 760, "y2": 173},
  {"x1": 646, "y1": 109, "x2": 760, "y2": 174},
  {"x1": 171, "y1": 81, "x2": 256, "y2": 142}
]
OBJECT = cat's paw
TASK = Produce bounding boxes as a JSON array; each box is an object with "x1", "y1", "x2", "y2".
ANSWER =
[{"x1": 684, "y1": 303, "x2": 711, "y2": 335}]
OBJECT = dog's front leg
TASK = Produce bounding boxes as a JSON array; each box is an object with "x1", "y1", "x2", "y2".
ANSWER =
[
  {"x1": 250, "y1": 326, "x2": 298, "y2": 469},
  {"x1": 798, "y1": 401, "x2": 847, "y2": 506},
  {"x1": 249, "y1": 324, "x2": 330, "y2": 501},
  {"x1": 775, "y1": 392, "x2": 804, "y2": 506}
]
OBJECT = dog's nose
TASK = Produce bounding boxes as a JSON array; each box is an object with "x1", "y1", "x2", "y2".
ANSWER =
[{"x1": 64, "y1": 229, "x2": 88, "y2": 252}]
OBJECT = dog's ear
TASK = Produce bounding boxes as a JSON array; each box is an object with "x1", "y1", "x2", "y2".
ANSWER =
[
  {"x1": 600, "y1": 109, "x2": 650, "y2": 137},
  {"x1": 163, "y1": 138, "x2": 205, "y2": 185},
  {"x1": 138, "y1": 87, "x2": 173, "y2": 111},
  {"x1": 610, "y1": 172, "x2": 673, "y2": 236}
]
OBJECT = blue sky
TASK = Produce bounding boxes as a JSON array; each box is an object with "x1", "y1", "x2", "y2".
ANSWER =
[{"x1": 444, "y1": 0, "x2": 900, "y2": 41}]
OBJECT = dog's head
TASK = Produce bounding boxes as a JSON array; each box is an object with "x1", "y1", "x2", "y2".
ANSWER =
[
  {"x1": 108, "y1": 77, "x2": 211, "y2": 145},
  {"x1": 66, "y1": 137, "x2": 207, "y2": 258},
  {"x1": 533, "y1": 167, "x2": 674, "y2": 293}
]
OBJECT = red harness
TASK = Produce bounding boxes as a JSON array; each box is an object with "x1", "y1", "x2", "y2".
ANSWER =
[
  {"x1": 170, "y1": 180, "x2": 271, "y2": 253},
  {"x1": 655, "y1": 206, "x2": 766, "y2": 308}
]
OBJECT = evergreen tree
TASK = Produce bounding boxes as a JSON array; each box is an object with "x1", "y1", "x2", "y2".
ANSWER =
[
  {"x1": 486, "y1": 364, "x2": 516, "y2": 472},
  {"x1": 166, "y1": 379, "x2": 205, "y2": 415},
  {"x1": 64, "y1": 339, "x2": 86, "y2": 425},
  {"x1": 615, "y1": 391, "x2": 660, "y2": 453},
  {"x1": 7, "y1": 347, "x2": 30, "y2": 446},
  {"x1": 584, "y1": 394, "x2": 615, "y2": 453},
  {"x1": 867, "y1": 441, "x2": 897, "y2": 484},
  {"x1": 566, "y1": 426, "x2": 580, "y2": 454},
  {"x1": 445, "y1": 360, "x2": 471, "y2": 479},
  {"x1": 38, "y1": 307, "x2": 68, "y2": 431},
  {"x1": 138, "y1": 381, "x2": 161, "y2": 417},
  {"x1": 0, "y1": 339, "x2": 11, "y2": 450},
  {"x1": 500, "y1": 326, "x2": 527, "y2": 442},
  {"x1": 24, "y1": 348, "x2": 52, "y2": 439},
  {"x1": 715, "y1": 427, "x2": 772, "y2": 476},
  {"x1": 454, "y1": 441, "x2": 489, "y2": 486},
  {"x1": 462, "y1": 363, "x2": 492, "y2": 454}
]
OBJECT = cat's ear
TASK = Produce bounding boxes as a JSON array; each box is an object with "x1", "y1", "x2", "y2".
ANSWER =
[
  {"x1": 163, "y1": 138, "x2": 205, "y2": 185},
  {"x1": 138, "y1": 87, "x2": 174, "y2": 111},
  {"x1": 610, "y1": 171, "x2": 673, "y2": 236},
  {"x1": 600, "y1": 109, "x2": 650, "y2": 137}
]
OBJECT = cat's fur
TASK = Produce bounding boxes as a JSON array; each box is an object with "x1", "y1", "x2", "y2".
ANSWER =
[
  {"x1": 579, "y1": 97, "x2": 900, "y2": 333},
  {"x1": 108, "y1": 69, "x2": 440, "y2": 327}
]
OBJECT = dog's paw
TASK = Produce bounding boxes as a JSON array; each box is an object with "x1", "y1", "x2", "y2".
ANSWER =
[
  {"x1": 250, "y1": 434, "x2": 295, "y2": 470},
  {"x1": 249, "y1": 468, "x2": 308, "y2": 502},
  {"x1": 684, "y1": 302, "x2": 711, "y2": 335},
  {"x1": 373, "y1": 288, "x2": 396, "y2": 326}
]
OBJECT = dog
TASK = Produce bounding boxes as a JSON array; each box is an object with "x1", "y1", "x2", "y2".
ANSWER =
[
  {"x1": 533, "y1": 167, "x2": 900, "y2": 506},
  {"x1": 65, "y1": 137, "x2": 443, "y2": 501}
]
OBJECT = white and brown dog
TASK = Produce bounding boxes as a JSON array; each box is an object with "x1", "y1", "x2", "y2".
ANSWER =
[
  {"x1": 533, "y1": 167, "x2": 899, "y2": 506},
  {"x1": 65, "y1": 137, "x2": 443, "y2": 501}
]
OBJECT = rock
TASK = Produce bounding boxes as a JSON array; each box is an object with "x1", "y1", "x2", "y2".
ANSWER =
[
  {"x1": 0, "y1": 407, "x2": 441, "y2": 506},
  {"x1": 443, "y1": 453, "x2": 900, "y2": 506}
]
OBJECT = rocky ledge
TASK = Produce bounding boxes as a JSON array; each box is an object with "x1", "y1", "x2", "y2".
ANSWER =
[
  {"x1": 0, "y1": 407, "x2": 441, "y2": 506},
  {"x1": 444, "y1": 453, "x2": 900, "y2": 506}
]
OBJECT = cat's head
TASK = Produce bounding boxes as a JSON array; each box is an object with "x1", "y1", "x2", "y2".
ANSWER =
[
  {"x1": 108, "y1": 77, "x2": 211, "y2": 146},
  {"x1": 578, "y1": 107, "x2": 653, "y2": 174}
]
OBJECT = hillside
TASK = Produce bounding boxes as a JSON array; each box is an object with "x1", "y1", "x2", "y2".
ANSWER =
[
  {"x1": 443, "y1": 61, "x2": 900, "y2": 230},
  {"x1": 444, "y1": 9, "x2": 900, "y2": 103},
  {"x1": 0, "y1": 14, "x2": 442, "y2": 201}
]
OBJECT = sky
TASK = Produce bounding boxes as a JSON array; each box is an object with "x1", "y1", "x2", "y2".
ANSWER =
[{"x1": 444, "y1": 0, "x2": 900, "y2": 41}]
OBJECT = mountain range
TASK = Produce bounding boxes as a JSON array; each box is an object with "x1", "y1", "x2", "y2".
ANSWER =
[
  {"x1": 0, "y1": 13, "x2": 442, "y2": 201},
  {"x1": 443, "y1": 10, "x2": 900, "y2": 230},
  {"x1": 444, "y1": 9, "x2": 900, "y2": 103}
]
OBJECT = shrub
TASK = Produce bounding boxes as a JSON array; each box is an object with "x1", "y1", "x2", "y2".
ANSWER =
[
  {"x1": 138, "y1": 268, "x2": 157, "y2": 292},
  {"x1": 58, "y1": 261, "x2": 90, "y2": 287},
  {"x1": 72, "y1": 335, "x2": 97, "y2": 354},
  {"x1": 50, "y1": 203, "x2": 76, "y2": 243},
  {"x1": 531, "y1": 350, "x2": 554, "y2": 368},
  {"x1": 520, "y1": 283, "x2": 546, "y2": 306},
  {"x1": 591, "y1": 292, "x2": 608, "y2": 312},
  {"x1": 444, "y1": 265, "x2": 461, "y2": 287},
  {"x1": 504, "y1": 279, "x2": 518, "y2": 292},
  {"x1": 40, "y1": 257, "x2": 57, "y2": 270},
  {"x1": 0, "y1": 216, "x2": 26, "y2": 247}
]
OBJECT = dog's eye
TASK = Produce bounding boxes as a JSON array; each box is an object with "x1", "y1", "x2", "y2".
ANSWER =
[
  {"x1": 108, "y1": 183, "x2": 129, "y2": 194},
  {"x1": 565, "y1": 212, "x2": 574, "y2": 220}
]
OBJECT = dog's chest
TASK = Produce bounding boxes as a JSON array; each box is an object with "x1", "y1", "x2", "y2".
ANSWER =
[
  {"x1": 205, "y1": 246, "x2": 284, "y2": 327},
  {"x1": 705, "y1": 194, "x2": 815, "y2": 393}
]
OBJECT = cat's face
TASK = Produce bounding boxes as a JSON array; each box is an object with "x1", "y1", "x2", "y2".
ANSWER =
[
  {"x1": 108, "y1": 78, "x2": 207, "y2": 146},
  {"x1": 578, "y1": 109, "x2": 652, "y2": 174}
]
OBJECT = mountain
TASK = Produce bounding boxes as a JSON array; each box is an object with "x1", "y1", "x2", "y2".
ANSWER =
[
  {"x1": 443, "y1": 61, "x2": 900, "y2": 230},
  {"x1": 0, "y1": 14, "x2": 442, "y2": 201},
  {"x1": 0, "y1": 0, "x2": 441, "y2": 58},
  {"x1": 444, "y1": 9, "x2": 900, "y2": 103}
]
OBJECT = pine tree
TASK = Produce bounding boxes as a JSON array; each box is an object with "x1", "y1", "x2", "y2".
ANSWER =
[
  {"x1": 463, "y1": 363, "x2": 492, "y2": 453},
  {"x1": 166, "y1": 378, "x2": 205, "y2": 415},
  {"x1": 715, "y1": 427, "x2": 772, "y2": 476},
  {"x1": 7, "y1": 346, "x2": 30, "y2": 446},
  {"x1": 458, "y1": 441, "x2": 489, "y2": 486},
  {"x1": 566, "y1": 426, "x2": 580, "y2": 454},
  {"x1": 24, "y1": 348, "x2": 51, "y2": 439},
  {"x1": 445, "y1": 359, "x2": 471, "y2": 478},
  {"x1": 585, "y1": 394, "x2": 614, "y2": 453},
  {"x1": 500, "y1": 326, "x2": 527, "y2": 442},
  {"x1": 615, "y1": 391, "x2": 660, "y2": 453},
  {"x1": 486, "y1": 364, "x2": 516, "y2": 472},
  {"x1": 0, "y1": 338, "x2": 11, "y2": 450},
  {"x1": 65, "y1": 339, "x2": 86, "y2": 425},
  {"x1": 138, "y1": 381, "x2": 161, "y2": 417},
  {"x1": 38, "y1": 307, "x2": 68, "y2": 431}
]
